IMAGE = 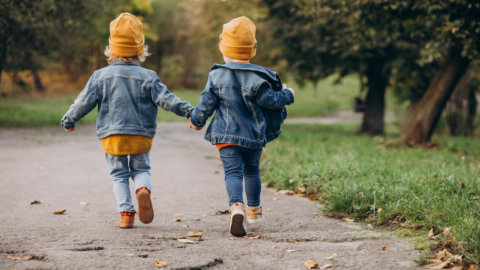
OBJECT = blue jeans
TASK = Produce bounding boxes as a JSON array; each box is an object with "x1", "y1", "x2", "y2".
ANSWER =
[
  {"x1": 219, "y1": 146, "x2": 262, "y2": 207},
  {"x1": 105, "y1": 152, "x2": 151, "y2": 212}
]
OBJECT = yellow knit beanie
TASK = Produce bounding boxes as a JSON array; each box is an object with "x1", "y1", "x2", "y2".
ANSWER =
[
  {"x1": 109, "y1": 13, "x2": 144, "y2": 57},
  {"x1": 219, "y1": 16, "x2": 257, "y2": 60}
]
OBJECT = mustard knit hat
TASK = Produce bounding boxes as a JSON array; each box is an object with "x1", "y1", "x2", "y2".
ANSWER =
[
  {"x1": 109, "y1": 13, "x2": 144, "y2": 57},
  {"x1": 219, "y1": 16, "x2": 257, "y2": 60}
]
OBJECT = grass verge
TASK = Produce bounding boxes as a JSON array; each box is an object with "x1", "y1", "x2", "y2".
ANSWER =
[{"x1": 261, "y1": 124, "x2": 480, "y2": 264}]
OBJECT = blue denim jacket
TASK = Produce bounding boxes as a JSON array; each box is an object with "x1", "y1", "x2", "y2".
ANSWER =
[
  {"x1": 190, "y1": 62, "x2": 294, "y2": 148},
  {"x1": 61, "y1": 60, "x2": 193, "y2": 139}
]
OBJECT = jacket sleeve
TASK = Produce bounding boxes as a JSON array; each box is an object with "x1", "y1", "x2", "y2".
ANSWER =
[
  {"x1": 151, "y1": 75, "x2": 193, "y2": 117},
  {"x1": 61, "y1": 74, "x2": 99, "y2": 129},
  {"x1": 255, "y1": 80, "x2": 294, "y2": 109},
  {"x1": 190, "y1": 74, "x2": 219, "y2": 128}
]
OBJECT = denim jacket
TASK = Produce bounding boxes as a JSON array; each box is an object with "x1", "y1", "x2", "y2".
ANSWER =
[
  {"x1": 61, "y1": 60, "x2": 193, "y2": 139},
  {"x1": 190, "y1": 62, "x2": 294, "y2": 148}
]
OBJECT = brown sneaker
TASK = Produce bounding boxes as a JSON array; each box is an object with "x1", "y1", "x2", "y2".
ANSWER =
[
  {"x1": 136, "y1": 186, "x2": 154, "y2": 224},
  {"x1": 247, "y1": 206, "x2": 263, "y2": 224},
  {"x1": 118, "y1": 211, "x2": 135, "y2": 228},
  {"x1": 229, "y1": 203, "x2": 247, "y2": 236}
]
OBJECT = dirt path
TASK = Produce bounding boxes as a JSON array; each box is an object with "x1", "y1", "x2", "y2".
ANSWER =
[{"x1": 0, "y1": 123, "x2": 420, "y2": 269}]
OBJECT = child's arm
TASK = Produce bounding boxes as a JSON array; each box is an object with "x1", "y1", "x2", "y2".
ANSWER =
[
  {"x1": 190, "y1": 74, "x2": 219, "y2": 128},
  {"x1": 256, "y1": 81, "x2": 294, "y2": 109},
  {"x1": 151, "y1": 76, "x2": 193, "y2": 117},
  {"x1": 61, "y1": 75, "x2": 99, "y2": 131}
]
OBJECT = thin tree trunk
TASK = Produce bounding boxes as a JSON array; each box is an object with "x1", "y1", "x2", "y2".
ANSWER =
[
  {"x1": 399, "y1": 47, "x2": 470, "y2": 145},
  {"x1": 0, "y1": 36, "x2": 6, "y2": 85},
  {"x1": 31, "y1": 68, "x2": 44, "y2": 92},
  {"x1": 446, "y1": 68, "x2": 474, "y2": 136},
  {"x1": 359, "y1": 60, "x2": 388, "y2": 135}
]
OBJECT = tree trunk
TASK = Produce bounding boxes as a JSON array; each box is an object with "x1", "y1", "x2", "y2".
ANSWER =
[
  {"x1": 359, "y1": 60, "x2": 388, "y2": 136},
  {"x1": 31, "y1": 68, "x2": 44, "y2": 92},
  {"x1": 445, "y1": 68, "x2": 474, "y2": 136},
  {"x1": 0, "y1": 36, "x2": 6, "y2": 85},
  {"x1": 399, "y1": 47, "x2": 470, "y2": 145}
]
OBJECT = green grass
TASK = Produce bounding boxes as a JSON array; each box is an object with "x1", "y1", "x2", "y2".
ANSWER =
[
  {"x1": 261, "y1": 124, "x2": 480, "y2": 263},
  {"x1": 0, "y1": 75, "x2": 362, "y2": 127},
  {"x1": 0, "y1": 90, "x2": 202, "y2": 127}
]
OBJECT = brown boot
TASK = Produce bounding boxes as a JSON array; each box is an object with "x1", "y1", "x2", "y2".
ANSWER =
[
  {"x1": 229, "y1": 203, "x2": 247, "y2": 237},
  {"x1": 117, "y1": 211, "x2": 135, "y2": 228},
  {"x1": 136, "y1": 186, "x2": 154, "y2": 224},
  {"x1": 247, "y1": 206, "x2": 263, "y2": 224}
]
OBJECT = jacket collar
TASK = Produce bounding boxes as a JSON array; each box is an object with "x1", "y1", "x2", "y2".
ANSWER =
[
  {"x1": 111, "y1": 59, "x2": 139, "y2": 66},
  {"x1": 210, "y1": 62, "x2": 281, "y2": 83}
]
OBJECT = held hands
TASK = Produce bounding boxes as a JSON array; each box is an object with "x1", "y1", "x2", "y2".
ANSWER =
[
  {"x1": 282, "y1": 83, "x2": 295, "y2": 97},
  {"x1": 65, "y1": 127, "x2": 75, "y2": 132},
  {"x1": 189, "y1": 118, "x2": 202, "y2": 131}
]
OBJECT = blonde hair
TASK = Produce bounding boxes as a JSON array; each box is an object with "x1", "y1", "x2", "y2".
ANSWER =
[{"x1": 104, "y1": 45, "x2": 151, "y2": 65}]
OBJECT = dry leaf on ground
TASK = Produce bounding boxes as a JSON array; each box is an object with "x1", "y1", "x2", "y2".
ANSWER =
[
  {"x1": 343, "y1": 218, "x2": 354, "y2": 223},
  {"x1": 172, "y1": 218, "x2": 181, "y2": 222},
  {"x1": 155, "y1": 259, "x2": 169, "y2": 268},
  {"x1": 213, "y1": 170, "x2": 219, "y2": 174},
  {"x1": 277, "y1": 190, "x2": 294, "y2": 195},
  {"x1": 249, "y1": 248, "x2": 259, "y2": 253},
  {"x1": 273, "y1": 246, "x2": 279, "y2": 249},
  {"x1": 243, "y1": 235, "x2": 260, "y2": 240},
  {"x1": 286, "y1": 249, "x2": 297, "y2": 253},
  {"x1": 424, "y1": 249, "x2": 463, "y2": 269},
  {"x1": 381, "y1": 246, "x2": 387, "y2": 250},
  {"x1": 304, "y1": 259, "x2": 318, "y2": 269},
  {"x1": 442, "y1": 227, "x2": 452, "y2": 238},
  {"x1": 177, "y1": 238, "x2": 198, "y2": 244},
  {"x1": 428, "y1": 228, "x2": 435, "y2": 239},
  {"x1": 215, "y1": 209, "x2": 229, "y2": 215},
  {"x1": 30, "y1": 200, "x2": 41, "y2": 205},
  {"x1": 174, "y1": 213, "x2": 184, "y2": 217},
  {"x1": 319, "y1": 263, "x2": 333, "y2": 269},
  {"x1": 53, "y1": 209, "x2": 66, "y2": 215},
  {"x1": 266, "y1": 208, "x2": 272, "y2": 212},
  {"x1": 65, "y1": 221, "x2": 72, "y2": 225},
  {"x1": 7, "y1": 255, "x2": 33, "y2": 261},
  {"x1": 324, "y1": 253, "x2": 336, "y2": 260},
  {"x1": 229, "y1": 237, "x2": 237, "y2": 240},
  {"x1": 187, "y1": 230, "x2": 204, "y2": 240}
]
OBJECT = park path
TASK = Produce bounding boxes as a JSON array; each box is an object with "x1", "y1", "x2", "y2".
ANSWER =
[{"x1": 0, "y1": 121, "x2": 420, "y2": 269}]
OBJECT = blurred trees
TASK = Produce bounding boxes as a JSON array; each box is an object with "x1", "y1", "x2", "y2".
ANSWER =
[{"x1": 263, "y1": 0, "x2": 480, "y2": 142}]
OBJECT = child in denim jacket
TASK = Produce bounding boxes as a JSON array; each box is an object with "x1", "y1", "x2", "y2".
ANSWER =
[
  {"x1": 61, "y1": 13, "x2": 193, "y2": 228},
  {"x1": 190, "y1": 16, "x2": 295, "y2": 236}
]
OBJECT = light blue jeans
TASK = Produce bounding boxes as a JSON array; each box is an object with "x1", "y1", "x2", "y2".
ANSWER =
[{"x1": 105, "y1": 152, "x2": 151, "y2": 212}]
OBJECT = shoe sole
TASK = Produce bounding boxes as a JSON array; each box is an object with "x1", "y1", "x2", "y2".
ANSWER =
[
  {"x1": 137, "y1": 190, "x2": 154, "y2": 224},
  {"x1": 230, "y1": 212, "x2": 246, "y2": 237}
]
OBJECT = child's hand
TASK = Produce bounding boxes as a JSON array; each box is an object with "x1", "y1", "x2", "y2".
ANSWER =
[
  {"x1": 188, "y1": 118, "x2": 202, "y2": 131},
  {"x1": 65, "y1": 127, "x2": 75, "y2": 132},
  {"x1": 282, "y1": 83, "x2": 295, "y2": 97}
]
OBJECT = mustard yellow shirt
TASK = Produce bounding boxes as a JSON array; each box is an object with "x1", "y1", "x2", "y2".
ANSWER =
[{"x1": 101, "y1": 135, "x2": 153, "y2": 155}]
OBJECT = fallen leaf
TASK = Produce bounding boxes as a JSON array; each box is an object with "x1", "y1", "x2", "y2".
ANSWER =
[
  {"x1": 381, "y1": 246, "x2": 387, "y2": 250},
  {"x1": 30, "y1": 200, "x2": 41, "y2": 205},
  {"x1": 177, "y1": 238, "x2": 198, "y2": 244},
  {"x1": 319, "y1": 263, "x2": 333, "y2": 269},
  {"x1": 297, "y1": 184, "x2": 306, "y2": 193},
  {"x1": 324, "y1": 253, "x2": 337, "y2": 260},
  {"x1": 53, "y1": 209, "x2": 66, "y2": 215},
  {"x1": 343, "y1": 218, "x2": 354, "y2": 223},
  {"x1": 155, "y1": 259, "x2": 169, "y2": 268},
  {"x1": 286, "y1": 249, "x2": 297, "y2": 253},
  {"x1": 377, "y1": 208, "x2": 383, "y2": 213},
  {"x1": 187, "y1": 230, "x2": 204, "y2": 240},
  {"x1": 174, "y1": 213, "x2": 184, "y2": 217},
  {"x1": 65, "y1": 221, "x2": 72, "y2": 225},
  {"x1": 243, "y1": 235, "x2": 260, "y2": 240},
  {"x1": 229, "y1": 237, "x2": 237, "y2": 240},
  {"x1": 273, "y1": 197, "x2": 280, "y2": 201},
  {"x1": 277, "y1": 190, "x2": 294, "y2": 195},
  {"x1": 304, "y1": 259, "x2": 318, "y2": 269},
  {"x1": 428, "y1": 228, "x2": 435, "y2": 239},
  {"x1": 442, "y1": 227, "x2": 452, "y2": 238},
  {"x1": 215, "y1": 209, "x2": 229, "y2": 215},
  {"x1": 249, "y1": 248, "x2": 259, "y2": 253},
  {"x1": 173, "y1": 218, "x2": 181, "y2": 222},
  {"x1": 287, "y1": 240, "x2": 298, "y2": 243},
  {"x1": 307, "y1": 194, "x2": 317, "y2": 201},
  {"x1": 273, "y1": 246, "x2": 279, "y2": 249},
  {"x1": 266, "y1": 208, "x2": 272, "y2": 212},
  {"x1": 213, "y1": 170, "x2": 219, "y2": 174},
  {"x1": 7, "y1": 255, "x2": 33, "y2": 261}
]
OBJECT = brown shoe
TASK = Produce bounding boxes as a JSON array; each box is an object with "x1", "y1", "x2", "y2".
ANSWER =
[
  {"x1": 117, "y1": 211, "x2": 135, "y2": 228},
  {"x1": 229, "y1": 203, "x2": 247, "y2": 236},
  {"x1": 247, "y1": 206, "x2": 263, "y2": 224},
  {"x1": 136, "y1": 186, "x2": 154, "y2": 224}
]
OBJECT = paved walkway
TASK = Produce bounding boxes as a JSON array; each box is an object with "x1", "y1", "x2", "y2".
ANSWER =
[{"x1": 0, "y1": 122, "x2": 420, "y2": 269}]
